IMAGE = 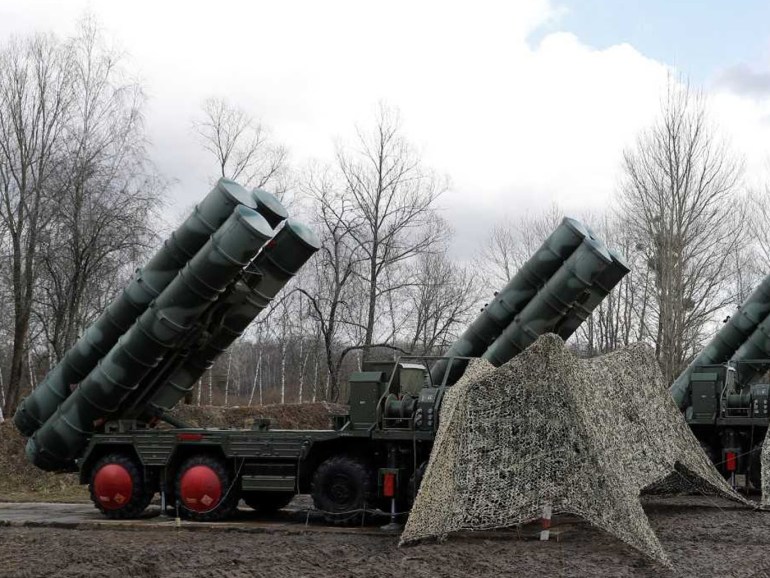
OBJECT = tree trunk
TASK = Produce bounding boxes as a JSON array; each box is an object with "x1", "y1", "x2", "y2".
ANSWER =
[
  {"x1": 363, "y1": 246, "x2": 378, "y2": 360},
  {"x1": 312, "y1": 353, "x2": 319, "y2": 403},
  {"x1": 258, "y1": 351, "x2": 264, "y2": 406},
  {"x1": 298, "y1": 338, "x2": 305, "y2": 403},
  {"x1": 280, "y1": 340, "x2": 286, "y2": 404},
  {"x1": 248, "y1": 349, "x2": 260, "y2": 407},
  {"x1": 0, "y1": 366, "x2": 6, "y2": 422},
  {"x1": 4, "y1": 309, "x2": 30, "y2": 415}
]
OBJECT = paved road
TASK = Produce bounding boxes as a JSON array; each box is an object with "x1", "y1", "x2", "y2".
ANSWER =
[
  {"x1": 0, "y1": 499, "x2": 395, "y2": 536},
  {"x1": 0, "y1": 499, "x2": 564, "y2": 541}
]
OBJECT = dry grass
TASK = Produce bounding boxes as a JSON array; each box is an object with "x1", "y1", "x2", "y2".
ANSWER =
[{"x1": 0, "y1": 421, "x2": 87, "y2": 502}]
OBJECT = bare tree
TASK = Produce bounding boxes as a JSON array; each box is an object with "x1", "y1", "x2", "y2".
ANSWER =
[
  {"x1": 479, "y1": 205, "x2": 563, "y2": 287},
  {"x1": 619, "y1": 78, "x2": 747, "y2": 381},
  {"x1": 571, "y1": 214, "x2": 652, "y2": 355},
  {"x1": 0, "y1": 33, "x2": 74, "y2": 414},
  {"x1": 403, "y1": 251, "x2": 479, "y2": 355},
  {"x1": 35, "y1": 18, "x2": 161, "y2": 360},
  {"x1": 272, "y1": 293, "x2": 297, "y2": 404},
  {"x1": 194, "y1": 97, "x2": 289, "y2": 194},
  {"x1": 747, "y1": 186, "x2": 770, "y2": 268},
  {"x1": 297, "y1": 164, "x2": 364, "y2": 400},
  {"x1": 335, "y1": 104, "x2": 447, "y2": 358}
]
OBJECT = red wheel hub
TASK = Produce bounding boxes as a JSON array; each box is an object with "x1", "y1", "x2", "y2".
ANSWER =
[
  {"x1": 93, "y1": 464, "x2": 133, "y2": 510},
  {"x1": 180, "y1": 465, "x2": 222, "y2": 512}
]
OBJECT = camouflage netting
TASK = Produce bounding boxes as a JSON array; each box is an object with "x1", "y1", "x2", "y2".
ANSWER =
[
  {"x1": 401, "y1": 334, "x2": 748, "y2": 565},
  {"x1": 761, "y1": 435, "x2": 770, "y2": 508}
]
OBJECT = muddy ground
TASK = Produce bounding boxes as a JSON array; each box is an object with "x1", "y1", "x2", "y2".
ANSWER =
[{"x1": 0, "y1": 496, "x2": 768, "y2": 578}]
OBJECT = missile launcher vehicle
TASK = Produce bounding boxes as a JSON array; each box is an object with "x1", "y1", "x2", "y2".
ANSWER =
[
  {"x1": 14, "y1": 201, "x2": 628, "y2": 522},
  {"x1": 670, "y1": 273, "x2": 770, "y2": 489}
]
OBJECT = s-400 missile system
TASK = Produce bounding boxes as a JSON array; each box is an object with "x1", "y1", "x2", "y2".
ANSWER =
[
  {"x1": 670, "y1": 273, "x2": 770, "y2": 490},
  {"x1": 14, "y1": 194, "x2": 627, "y2": 523}
]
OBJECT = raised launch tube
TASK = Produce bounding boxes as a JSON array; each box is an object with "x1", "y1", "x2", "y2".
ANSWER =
[
  {"x1": 729, "y1": 312, "x2": 770, "y2": 385},
  {"x1": 429, "y1": 217, "x2": 590, "y2": 385},
  {"x1": 26, "y1": 206, "x2": 273, "y2": 471},
  {"x1": 14, "y1": 179, "x2": 257, "y2": 436},
  {"x1": 483, "y1": 237, "x2": 613, "y2": 366},
  {"x1": 556, "y1": 248, "x2": 630, "y2": 340},
  {"x1": 142, "y1": 218, "x2": 321, "y2": 417},
  {"x1": 111, "y1": 188, "x2": 291, "y2": 417},
  {"x1": 670, "y1": 273, "x2": 770, "y2": 409}
]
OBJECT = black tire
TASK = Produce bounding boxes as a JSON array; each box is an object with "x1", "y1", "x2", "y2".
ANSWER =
[
  {"x1": 243, "y1": 491, "x2": 295, "y2": 514},
  {"x1": 311, "y1": 455, "x2": 375, "y2": 525},
  {"x1": 174, "y1": 455, "x2": 239, "y2": 522},
  {"x1": 89, "y1": 453, "x2": 153, "y2": 519}
]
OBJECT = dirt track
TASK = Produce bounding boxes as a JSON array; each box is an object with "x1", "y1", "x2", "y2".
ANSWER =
[{"x1": 0, "y1": 496, "x2": 769, "y2": 578}]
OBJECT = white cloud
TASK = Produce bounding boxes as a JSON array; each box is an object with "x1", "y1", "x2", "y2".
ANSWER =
[
  {"x1": 1, "y1": 0, "x2": 769, "y2": 257},
  {"x1": 710, "y1": 91, "x2": 770, "y2": 190}
]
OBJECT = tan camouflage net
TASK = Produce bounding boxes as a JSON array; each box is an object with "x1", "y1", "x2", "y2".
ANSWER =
[
  {"x1": 761, "y1": 436, "x2": 770, "y2": 508},
  {"x1": 401, "y1": 334, "x2": 747, "y2": 565}
]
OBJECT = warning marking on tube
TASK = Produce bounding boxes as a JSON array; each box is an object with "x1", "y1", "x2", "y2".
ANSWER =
[{"x1": 201, "y1": 495, "x2": 213, "y2": 507}]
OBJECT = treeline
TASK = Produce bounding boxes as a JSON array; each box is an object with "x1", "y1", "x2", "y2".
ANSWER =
[
  {"x1": 0, "y1": 19, "x2": 162, "y2": 416},
  {"x1": 479, "y1": 82, "x2": 768, "y2": 382},
  {"x1": 1, "y1": 19, "x2": 768, "y2": 417}
]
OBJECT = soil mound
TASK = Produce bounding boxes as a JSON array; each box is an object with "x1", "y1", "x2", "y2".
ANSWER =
[
  {"x1": 168, "y1": 402, "x2": 347, "y2": 430},
  {"x1": 0, "y1": 420, "x2": 83, "y2": 501}
]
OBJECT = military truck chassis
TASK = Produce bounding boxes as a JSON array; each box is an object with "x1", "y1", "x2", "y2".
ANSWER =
[{"x1": 80, "y1": 420, "x2": 434, "y2": 523}]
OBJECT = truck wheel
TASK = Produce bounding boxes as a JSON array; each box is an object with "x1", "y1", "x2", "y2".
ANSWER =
[
  {"x1": 89, "y1": 453, "x2": 153, "y2": 519},
  {"x1": 311, "y1": 455, "x2": 374, "y2": 525},
  {"x1": 174, "y1": 455, "x2": 239, "y2": 522},
  {"x1": 243, "y1": 491, "x2": 295, "y2": 514}
]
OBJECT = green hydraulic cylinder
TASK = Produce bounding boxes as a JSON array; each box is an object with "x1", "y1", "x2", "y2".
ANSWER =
[
  {"x1": 730, "y1": 312, "x2": 770, "y2": 385},
  {"x1": 143, "y1": 218, "x2": 321, "y2": 417},
  {"x1": 670, "y1": 272, "x2": 770, "y2": 409},
  {"x1": 26, "y1": 206, "x2": 273, "y2": 471},
  {"x1": 556, "y1": 248, "x2": 630, "y2": 340},
  {"x1": 14, "y1": 179, "x2": 256, "y2": 437},
  {"x1": 483, "y1": 237, "x2": 612, "y2": 367},
  {"x1": 429, "y1": 217, "x2": 589, "y2": 385}
]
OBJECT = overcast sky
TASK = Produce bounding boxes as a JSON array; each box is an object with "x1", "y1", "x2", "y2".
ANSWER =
[{"x1": 1, "y1": 0, "x2": 769, "y2": 258}]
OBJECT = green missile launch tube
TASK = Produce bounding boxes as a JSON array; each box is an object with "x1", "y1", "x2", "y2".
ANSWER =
[
  {"x1": 670, "y1": 272, "x2": 770, "y2": 409},
  {"x1": 112, "y1": 188, "x2": 290, "y2": 416},
  {"x1": 483, "y1": 237, "x2": 612, "y2": 366},
  {"x1": 26, "y1": 206, "x2": 273, "y2": 471},
  {"x1": 556, "y1": 248, "x2": 630, "y2": 340},
  {"x1": 14, "y1": 179, "x2": 256, "y2": 437},
  {"x1": 144, "y1": 219, "x2": 321, "y2": 416},
  {"x1": 252, "y1": 187, "x2": 288, "y2": 228},
  {"x1": 429, "y1": 217, "x2": 589, "y2": 385},
  {"x1": 729, "y1": 312, "x2": 770, "y2": 384}
]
